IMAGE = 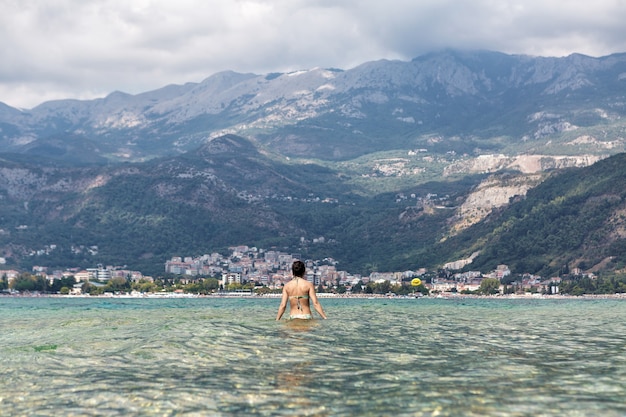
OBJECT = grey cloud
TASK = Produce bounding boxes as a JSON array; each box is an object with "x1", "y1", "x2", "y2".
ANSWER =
[{"x1": 1, "y1": 0, "x2": 625, "y2": 108}]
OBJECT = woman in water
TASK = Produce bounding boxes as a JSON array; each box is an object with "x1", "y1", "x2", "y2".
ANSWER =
[{"x1": 276, "y1": 260, "x2": 327, "y2": 320}]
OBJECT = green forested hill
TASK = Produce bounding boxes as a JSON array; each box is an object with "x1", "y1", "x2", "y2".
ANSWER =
[
  {"x1": 2, "y1": 134, "x2": 626, "y2": 278},
  {"x1": 431, "y1": 152, "x2": 626, "y2": 277},
  {"x1": 0, "y1": 135, "x2": 482, "y2": 275}
]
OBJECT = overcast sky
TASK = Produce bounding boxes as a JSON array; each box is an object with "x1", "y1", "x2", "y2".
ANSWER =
[{"x1": 2, "y1": 0, "x2": 626, "y2": 109}]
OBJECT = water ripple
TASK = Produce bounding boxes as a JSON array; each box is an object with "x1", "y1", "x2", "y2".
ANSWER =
[{"x1": 1, "y1": 297, "x2": 625, "y2": 416}]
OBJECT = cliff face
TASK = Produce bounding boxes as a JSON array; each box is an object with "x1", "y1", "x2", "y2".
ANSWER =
[
  {"x1": 442, "y1": 153, "x2": 604, "y2": 233},
  {"x1": 450, "y1": 173, "x2": 545, "y2": 234},
  {"x1": 443, "y1": 154, "x2": 604, "y2": 176}
]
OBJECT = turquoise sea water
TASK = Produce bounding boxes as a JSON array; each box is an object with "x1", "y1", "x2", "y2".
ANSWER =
[{"x1": 1, "y1": 296, "x2": 625, "y2": 416}]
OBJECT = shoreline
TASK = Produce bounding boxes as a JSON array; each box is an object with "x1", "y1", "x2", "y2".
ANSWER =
[{"x1": 2, "y1": 292, "x2": 626, "y2": 300}]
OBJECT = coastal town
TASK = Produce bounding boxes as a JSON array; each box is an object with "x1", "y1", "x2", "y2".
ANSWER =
[
  {"x1": 162, "y1": 245, "x2": 572, "y2": 294},
  {"x1": 0, "y1": 244, "x2": 579, "y2": 296}
]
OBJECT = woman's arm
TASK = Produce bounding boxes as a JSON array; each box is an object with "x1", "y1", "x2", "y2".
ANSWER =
[
  {"x1": 276, "y1": 287, "x2": 289, "y2": 320},
  {"x1": 309, "y1": 286, "x2": 327, "y2": 319}
]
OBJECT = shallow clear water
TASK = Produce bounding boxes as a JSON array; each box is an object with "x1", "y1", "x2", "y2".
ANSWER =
[{"x1": 1, "y1": 296, "x2": 625, "y2": 416}]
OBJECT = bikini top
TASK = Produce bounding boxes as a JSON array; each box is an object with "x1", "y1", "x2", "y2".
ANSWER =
[
  {"x1": 289, "y1": 278, "x2": 309, "y2": 309},
  {"x1": 289, "y1": 294, "x2": 309, "y2": 300}
]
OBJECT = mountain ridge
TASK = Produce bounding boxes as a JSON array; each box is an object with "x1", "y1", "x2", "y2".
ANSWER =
[
  {"x1": 2, "y1": 49, "x2": 626, "y2": 162},
  {"x1": 2, "y1": 50, "x2": 626, "y2": 277}
]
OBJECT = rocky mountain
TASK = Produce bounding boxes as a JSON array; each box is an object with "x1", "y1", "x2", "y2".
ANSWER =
[
  {"x1": 2, "y1": 50, "x2": 626, "y2": 163},
  {"x1": 2, "y1": 49, "x2": 626, "y2": 277}
]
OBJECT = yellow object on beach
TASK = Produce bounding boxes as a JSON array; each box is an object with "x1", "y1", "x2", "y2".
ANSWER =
[{"x1": 411, "y1": 278, "x2": 422, "y2": 287}]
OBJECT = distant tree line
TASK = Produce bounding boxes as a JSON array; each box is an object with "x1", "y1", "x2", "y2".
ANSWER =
[
  {"x1": 4, "y1": 270, "x2": 626, "y2": 296},
  {"x1": 558, "y1": 274, "x2": 626, "y2": 296}
]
